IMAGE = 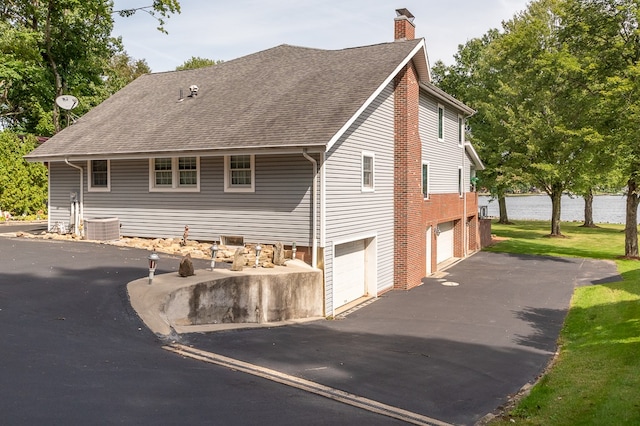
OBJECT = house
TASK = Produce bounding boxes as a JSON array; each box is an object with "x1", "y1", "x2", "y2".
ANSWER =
[{"x1": 26, "y1": 9, "x2": 484, "y2": 316}]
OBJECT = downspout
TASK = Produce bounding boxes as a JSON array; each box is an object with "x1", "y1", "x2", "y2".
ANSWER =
[
  {"x1": 64, "y1": 158, "x2": 83, "y2": 236},
  {"x1": 303, "y1": 149, "x2": 318, "y2": 268},
  {"x1": 462, "y1": 136, "x2": 468, "y2": 258}
]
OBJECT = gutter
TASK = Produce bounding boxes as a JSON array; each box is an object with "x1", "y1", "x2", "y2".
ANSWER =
[
  {"x1": 302, "y1": 149, "x2": 318, "y2": 268},
  {"x1": 64, "y1": 158, "x2": 84, "y2": 235}
]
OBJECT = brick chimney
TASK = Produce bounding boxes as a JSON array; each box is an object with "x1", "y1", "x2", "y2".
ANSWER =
[
  {"x1": 393, "y1": 8, "x2": 424, "y2": 290},
  {"x1": 395, "y1": 8, "x2": 415, "y2": 41}
]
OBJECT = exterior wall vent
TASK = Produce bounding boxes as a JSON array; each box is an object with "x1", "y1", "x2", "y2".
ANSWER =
[
  {"x1": 220, "y1": 235, "x2": 244, "y2": 247},
  {"x1": 85, "y1": 217, "x2": 120, "y2": 241}
]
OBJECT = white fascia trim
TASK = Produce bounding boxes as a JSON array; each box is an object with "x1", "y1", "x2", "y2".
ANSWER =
[
  {"x1": 465, "y1": 142, "x2": 485, "y2": 171},
  {"x1": 326, "y1": 40, "x2": 428, "y2": 151},
  {"x1": 25, "y1": 146, "x2": 326, "y2": 163},
  {"x1": 420, "y1": 82, "x2": 475, "y2": 116}
]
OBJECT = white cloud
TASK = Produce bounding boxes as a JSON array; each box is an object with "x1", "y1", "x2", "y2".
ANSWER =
[{"x1": 112, "y1": 0, "x2": 530, "y2": 72}]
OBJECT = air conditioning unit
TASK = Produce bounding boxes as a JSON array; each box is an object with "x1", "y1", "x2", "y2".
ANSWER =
[{"x1": 85, "y1": 217, "x2": 120, "y2": 241}]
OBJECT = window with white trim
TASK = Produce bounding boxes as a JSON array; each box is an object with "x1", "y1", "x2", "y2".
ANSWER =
[
  {"x1": 458, "y1": 115, "x2": 464, "y2": 146},
  {"x1": 88, "y1": 160, "x2": 110, "y2": 192},
  {"x1": 362, "y1": 152, "x2": 375, "y2": 191},
  {"x1": 422, "y1": 161, "x2": 430, "y2": 199},
  {"x1": 458, "y1": 166, "x2": 464, "y2": 197},
  {"x1": 149, "y1": 157, "x2": 200, "y2": 192},
  {"x1": 438, "y1": 104, "x2": 445, "y2": 141},
  {"x1": 224, "y1": 154, "x2": 255, "y2": 192}
]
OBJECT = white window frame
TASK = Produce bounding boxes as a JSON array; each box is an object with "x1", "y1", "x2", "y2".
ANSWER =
[
  {"x1": 458, "y1": 166, "x2": 464, "y2": 197},
  {"x1": 224, "y1": 154, "x2": 255, "y2": 193},
  {"x1": 458, "y1": 115, "x2": 465, "y2": 147},
  {"x1": 87, "y1": 159, "x2": 111, "y2": 192},
  {"x1": 149, "y1": 157, "x2": 200, "y2": 192},
  {"x1": 422, "y1": 161, "x2": 430, "y2": 200},
  {"x1": 437, "y1": 104, "x2": 445, "y2": 142},
  {"x1": 361, "y1": 152, "x2": 375, "y2": 192}
]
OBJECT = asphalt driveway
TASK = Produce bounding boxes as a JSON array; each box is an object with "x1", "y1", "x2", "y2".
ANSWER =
[
  {"x1": 0, "y1": 232, "x2": 621, "y2": 425},
  {"x1": 183, "y1": 252, "x2": 621, "y2": 425}
]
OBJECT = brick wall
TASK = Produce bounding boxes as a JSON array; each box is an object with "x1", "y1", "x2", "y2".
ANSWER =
[
  {"x1": 423, "y1": 192, "x2": 480, "y2": 272},
  {"x1": 394, "y1": 61, "x2": 424, "y2": 290}
]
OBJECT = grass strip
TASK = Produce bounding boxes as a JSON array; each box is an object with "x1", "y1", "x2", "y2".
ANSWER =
[{"x1": 485, "y1": 221, "x2": 640, "y2": 425}]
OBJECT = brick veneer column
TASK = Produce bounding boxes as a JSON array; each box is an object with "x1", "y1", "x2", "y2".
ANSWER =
[{"x1": 394, "y1": 61, "x2": 425, "y2": 290}]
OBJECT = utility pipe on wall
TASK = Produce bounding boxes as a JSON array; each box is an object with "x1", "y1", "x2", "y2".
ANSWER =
[
  {"x1": 303, "y1": 149, "x2": 318, "y2": 268},
  {"x1": 64, "y1": 159, "x2": 84, "y2": 236}
]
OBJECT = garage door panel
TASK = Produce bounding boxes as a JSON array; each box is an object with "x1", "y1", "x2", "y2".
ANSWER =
[
  {"x1": 437, "y1": 221, "x2": 454, "y2": 264},
  {"x1": 334, "y1": 240, "x2": 366, "y2": 309}
]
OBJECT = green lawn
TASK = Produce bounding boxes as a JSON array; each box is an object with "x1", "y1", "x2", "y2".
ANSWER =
[{"x1": 486, "y1": 221, "x2": 640, "y2": 425}]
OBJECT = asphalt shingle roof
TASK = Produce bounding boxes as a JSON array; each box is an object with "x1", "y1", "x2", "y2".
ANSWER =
[{"x1": 27, "y1": 39, "x2": 423, "y2": 160}]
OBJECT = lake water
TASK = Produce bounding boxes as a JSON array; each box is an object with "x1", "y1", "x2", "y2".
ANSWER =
[{"x1": 478, "y1": 194, "x2": 628, "y2": 224}]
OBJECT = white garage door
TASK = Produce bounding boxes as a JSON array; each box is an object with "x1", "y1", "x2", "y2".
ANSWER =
[
  {"x1": 334, "y1": 240, "x2": 366, "y2": 309},
  {"x1": 437, "y1": 221, "x2": 455, "y2": 264}
]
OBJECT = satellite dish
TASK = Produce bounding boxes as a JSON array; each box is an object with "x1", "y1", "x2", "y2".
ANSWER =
[{"x1": 55, "y1": 95, "x2": 79, "y2": 110}]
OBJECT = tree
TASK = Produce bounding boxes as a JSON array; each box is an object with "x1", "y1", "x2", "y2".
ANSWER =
[
  {"x1": 432, "y1": 29, "x2": 520, "y2": 225},
  {"x1": 0, "y1": 131, "x2": 48, "y2": 215},
  {"x1": 176, "y1": 56, "x2": 223, "y2": 71},
  {"x1": 114, "y1": 1, "x2": 181, "y2": 34},
  {"x1": 103, "y1": 52, "x2": 152, "y2": 95},
  {"x1": 478, "y1": 0, "x2": 610, "y2": 236},
  {"x1": 560, "y1": 0, "x2": 640, "y2": 256},
  {"x1": 0, "y1": 0, "x2": 180, "y2": 135}
]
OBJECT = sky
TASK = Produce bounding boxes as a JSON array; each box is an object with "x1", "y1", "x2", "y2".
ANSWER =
[{"x1": 112, "y1": 0, "x2": 531, "y2": 73}]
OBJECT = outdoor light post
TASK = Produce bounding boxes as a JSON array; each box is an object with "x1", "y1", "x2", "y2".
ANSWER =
[
  {"x1": 254, "y1": 244, "x2": 262, "y2": 268},
  {"x1": 291, "y1": 242, "x2": 296, "y2": 260},
  {"x1": 148, "y1": 251, "x2": 160, "y2": 284},
  {"x1": 210, "y1": 242, "x2": 219, "y2": 270}
]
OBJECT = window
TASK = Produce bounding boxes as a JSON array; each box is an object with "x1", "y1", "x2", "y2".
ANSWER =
[
  {"x1": 362, "y1": 152, "x2": 375, "y2": 191},
  {"x1": 88, "y1": 160, "x2": 110, "y2": 192},
  {"x1": 178, "y1": 157, "x2": 198, "y2": 185},
  {"x1": 224, "y1": 154, "x2": 255, "y2": 192},
  {"x1": 458, "y1": 166, "x2": 464, "y2": 197},
  {"x1": 458, "y1": 115, "x2": 464, "y2": 146},
  {"x1": 149, "y1": 157, "x2": 200, "y2": 192},
  {"x1": 422, "y1": 162, "x2": 430, "y2": 199},
  {"x1": 438, "y1": 104, "x2": 444, "y2": 141}
]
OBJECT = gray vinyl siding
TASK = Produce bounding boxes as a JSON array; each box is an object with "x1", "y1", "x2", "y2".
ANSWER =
[
  {"x1": 324, "y1": 243, "x2": 334, "y2": 313},
  {"x1": 420, "y1": 92, "x2": 466, "y2": 194},
  {"x1": 49, "y1": 155, "x2": 314, "y2": 244},
  {"x1": 49, "y1": 162, "x2": 81, "y2": 228},
  {"x1": 324, "y1": 82, "x2": 396, "y2": 311}
]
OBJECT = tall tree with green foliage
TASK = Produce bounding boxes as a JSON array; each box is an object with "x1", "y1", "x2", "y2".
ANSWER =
[
  {"x1": 466, "y1": 0, "x2": 606, "y2": 236},
  {"x1": 560, "y1": 0, "x2": 640, "y2": 256},
  {"x1": 0, "y1": 0, "x2": 180, "y2": 135},
  {"x1": 0, "y1": 131, "x2": 48, "y2": 215}
]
